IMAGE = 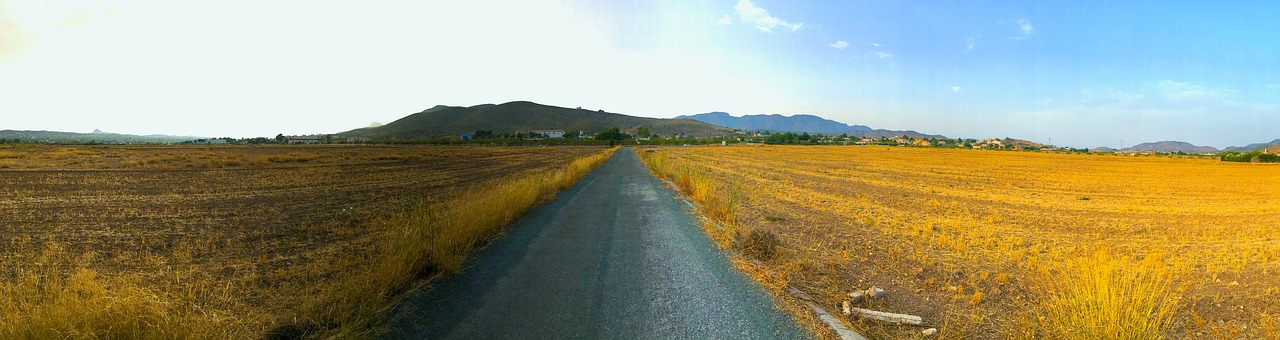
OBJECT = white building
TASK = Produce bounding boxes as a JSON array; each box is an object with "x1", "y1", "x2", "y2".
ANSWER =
[
  {"x1": 287, "y1": 135, "x2": 323, "y2": 144},
  {"x1": 528, "y1": 130, "x2": 565, "y2": 138}
]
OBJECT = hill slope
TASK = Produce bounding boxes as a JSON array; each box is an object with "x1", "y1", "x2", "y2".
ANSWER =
[
  {"x1": 0, "y1": 130, "x2": 202, "y2": 144},
  {"x1": 675, "y1": 112, "x2": 871, "y2": 134},
  {"x1": 675, "y1": 111, "x2": 945, "y2": 139},
  {"x1": 1124, "y1": 141, "x2": 1219, "y2": 153},
  {"x1": 343, "y1": 101, "x2": 731, "y2": 139},
  {"x1": 1224, "y1": 138, "x2": 1280, "y2": 152}
]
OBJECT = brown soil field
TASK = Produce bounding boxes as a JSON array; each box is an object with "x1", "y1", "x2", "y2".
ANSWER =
[
  {"x1": 0, "y1": 144, "x2": 608, "y2": 338},
  {"x1": 641, "y1": 146, "x2": 1280, "y2": 339}
]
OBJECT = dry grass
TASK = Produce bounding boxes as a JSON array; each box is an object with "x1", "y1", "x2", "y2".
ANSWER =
[
  {"x1": 0, "y1": 145, "x2": 615, "y2": 339},
  {"x1": 638, "y1": 145, "x2": 1280, "y2": 339},
  {"x1": 1037, "y1": 251, "x2": 1180, "y2": 339},
  {"x1": 302, "y1": 147, "x2": 617, "y2": 338}
]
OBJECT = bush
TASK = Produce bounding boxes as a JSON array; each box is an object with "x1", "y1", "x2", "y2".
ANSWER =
[{"x1": 739, "y1": 228, "x2": 780, "y2": 260}]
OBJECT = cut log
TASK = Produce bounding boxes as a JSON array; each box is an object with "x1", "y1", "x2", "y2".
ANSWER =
[{"x1": 850, "y1": 307, "x2": 923, "y2": 325}]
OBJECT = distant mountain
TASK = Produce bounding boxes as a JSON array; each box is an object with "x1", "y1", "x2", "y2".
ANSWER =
[
  {"x1": 675, "y1": 111, "x2": 946, "y2": 139},
  {"x1": 0, "y1": 129, "x2": 203, "y2": 144},
  {"x1": 342, "y1": 101, "x2": 732, "y2": 139},
  {"x1": 1124, "y1": 141, "x2": 1218, "y2": 153},
  {"x1": 1224, "y1": 138, "x2": 1280, "y2": 152},
  {"x1": 848, "y1": 129, "x2": 947, "y2": 139},
  {"x1": 675, "y1": 112, "x2": 871, "y2": 134}
]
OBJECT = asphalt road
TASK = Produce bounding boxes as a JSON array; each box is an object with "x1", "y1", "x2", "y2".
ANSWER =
[{"x1": 380, "y1": 147, "x2": 806, "y2": 339}]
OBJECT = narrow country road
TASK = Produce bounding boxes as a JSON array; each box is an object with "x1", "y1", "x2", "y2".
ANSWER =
[{"x1": 380, "y1": 147, "x2": 807, "y2": 339}]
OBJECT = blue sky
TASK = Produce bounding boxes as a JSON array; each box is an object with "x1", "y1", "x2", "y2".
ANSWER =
[{"x1": 1, "y1": 0, "x2": 1277, "y2": 148}]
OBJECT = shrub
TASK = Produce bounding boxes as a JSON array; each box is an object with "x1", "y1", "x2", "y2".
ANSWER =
[{"x1": 739, "y1": 228, "x2": 780, "y2": 260}]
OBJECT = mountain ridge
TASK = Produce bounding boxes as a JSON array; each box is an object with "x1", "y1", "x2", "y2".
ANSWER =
[
  {"x1": 676, "y1": 111, "x2": 871, "y2": 134},
  {"x1": 0, "y1": 129, "x2": 204, "y2": 144},
  {"x1": 342, "y1": 101, "x2": 732, "y2": 139},
  {"x1": 1124, "y1": 141, "x2": 1219, "y2": 153}
]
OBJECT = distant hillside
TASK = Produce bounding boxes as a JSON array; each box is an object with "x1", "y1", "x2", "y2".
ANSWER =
[
  {"x1": 0, "y1": 129, "x2": 202, "y2": 144},
  {"x1": 847, "y1": 129, "x2": 946, "y2": 139},
  {"x1": 1224, "y1": 138, "x2": 1280, "y2": 152},
  {"x1": 676, "y1": 112, "x2": 870, "y2": 134},
  {"x1": 342, "y1": 101, "x2": 732, "y2": 139},
  {"x1": 1125, "y1": 141, "x2": 1218, "y2": 153}
]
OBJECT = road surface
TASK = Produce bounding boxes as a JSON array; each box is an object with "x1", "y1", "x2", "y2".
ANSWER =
[{"x1": 380, "y1": 147, "x2": 806, "y2": 339}]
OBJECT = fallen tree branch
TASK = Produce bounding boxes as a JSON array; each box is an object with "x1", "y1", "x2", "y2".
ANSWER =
[{"x1": 847, "y1": 307, "x2": 924, "y2": 325}]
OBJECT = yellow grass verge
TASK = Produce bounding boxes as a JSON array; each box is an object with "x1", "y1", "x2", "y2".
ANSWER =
[{"x1": 302, "y1": 146, "x2": 617, "y2": 338}]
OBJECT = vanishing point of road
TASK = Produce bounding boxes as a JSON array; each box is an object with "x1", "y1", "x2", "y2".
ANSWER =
[{"x1": 380, "y1": 147, "x2": 807, "y2": 339}]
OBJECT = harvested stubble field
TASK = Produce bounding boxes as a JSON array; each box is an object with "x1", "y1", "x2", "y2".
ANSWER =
[
  {"x1": 0, "y1": 144, "x2": 613, "y2": 338},
  {"x1": 640, "y1": 146, "x2": 1280, "y2": 339}
]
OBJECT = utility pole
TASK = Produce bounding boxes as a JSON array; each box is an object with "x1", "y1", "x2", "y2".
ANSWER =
[{"x1": 1120, "y1": 139, "x2": 1125, "y2": 150}]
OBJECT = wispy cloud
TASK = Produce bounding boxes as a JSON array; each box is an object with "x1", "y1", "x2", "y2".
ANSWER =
[
  {"x1": 1156, "y1": 80, "x2": 1235, "y2": 101},
  {"x1": 1008, "y1": 81, "x2": 1273, "y2": 148},
  {"x1": 965, "y1": 37, "x2": 975, "y2": 51},
  {"x1": 1006, "y1": 18, "x2": 1034, "y2": 40},
  {"x1": 829, "y1": 40, "x2": 849, "y2": 49},
  {"x1": 874, "y1": 52, "x2": 893, "y2": 59},
  {"x1": 717, "y1": 15, "x2": 733, "y2": 25},
  {"x1": 733, "y1": 0, "x2": 803, "y2": 33},
  {"x1": 951, "y1": 86, "x2": 962, "y2": 92}
]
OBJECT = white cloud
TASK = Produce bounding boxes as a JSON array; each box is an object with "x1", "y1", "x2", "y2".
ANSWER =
[
  {"x1": 717, "y1": 14, "x2": 732, "y2": 25},
  {"x1": 871, "y1": 43, "x2": 881, "y2": 47},
  {"x1": 1156, "y1": 80, "x2": 1234, "y2": 101},
  {"x1": 829, "y1": 40, "x2": 848, "y2": 49},
  {"x1": 874, "y1": 52, "x2": 893, "y2": 59},
  {"x1": 1007, "y1": 18, "x2": 1034, "y2": 40},
  {"x1": 734, "y1": 0, "x2": 802, "y2": 33},
  {"x1": 951, "y1": 86, "x2": 962, "y2": 92},
  {"x1": 965, "y1": 37, "x2": 975, "y2": 51}
]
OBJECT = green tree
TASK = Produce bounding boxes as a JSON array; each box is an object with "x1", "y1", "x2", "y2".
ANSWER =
[
  {"x1": 594, "y1": 127, "x2": 626, "y2": 141},
  {"x1": 636, "y1": 126, "x2": 651, "y2": 138}
]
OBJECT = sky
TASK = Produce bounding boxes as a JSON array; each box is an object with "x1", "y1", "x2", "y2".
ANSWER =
[{"x1": 1, "y1": 0, "x2": 1278, "y2": 148}]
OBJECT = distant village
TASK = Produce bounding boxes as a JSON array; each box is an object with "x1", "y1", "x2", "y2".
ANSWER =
[{"x1": 5, "y1": 128, "x2": 1276, "y2": 162}]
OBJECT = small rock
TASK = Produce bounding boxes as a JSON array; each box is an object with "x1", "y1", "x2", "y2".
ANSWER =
[{"x1": 922, "y1": 328, "x2": 938, "y2": 336}]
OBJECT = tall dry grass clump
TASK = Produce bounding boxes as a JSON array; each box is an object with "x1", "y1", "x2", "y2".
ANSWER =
[
  {"x1": 1036, "y1": 250, "x2": 1181, "y2": 339},
  {"x1": 0, "y1": 244, "x2": 253, "y2": 339},
  {"x1": 305, "y1": 147, "x2": 617, "y2": 337}
]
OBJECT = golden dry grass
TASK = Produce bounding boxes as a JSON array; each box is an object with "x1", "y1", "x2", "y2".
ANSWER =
[
  {"x1": 0, "y1": 145, "x2": 616, "y2": 339},
  {"x1": 639, "y1": 145, "x2": 1280, "y2": 339}
]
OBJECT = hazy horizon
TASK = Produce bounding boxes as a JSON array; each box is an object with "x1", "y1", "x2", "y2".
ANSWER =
[{"x1": 2, "y1": 1, "x2": 1277, "y2": 149}]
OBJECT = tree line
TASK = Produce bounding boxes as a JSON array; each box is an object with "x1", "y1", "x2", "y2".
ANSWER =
[{"x1": 1219, "y1": 150, "x2": 1280, "y2": 163}]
